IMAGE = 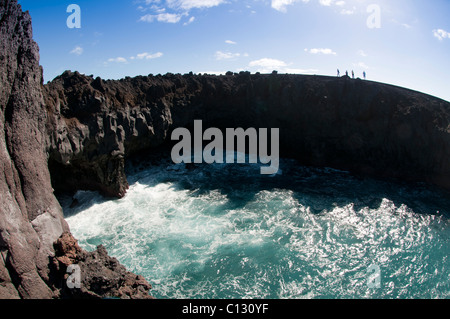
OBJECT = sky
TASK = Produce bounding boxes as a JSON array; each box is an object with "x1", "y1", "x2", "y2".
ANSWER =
[{"x1": 18, "y1": 0, "x2": 450, "y2": 102}]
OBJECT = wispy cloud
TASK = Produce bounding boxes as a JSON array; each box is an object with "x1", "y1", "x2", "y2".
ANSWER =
[
  {"x1": 215, "y1": 51, "x2": 241, "y2": 60},
  {"x1": 271, "y1": 0, "x2": 309, "y2": 13},
  {"x1": 248, "y1": 57, "x2": 317, "y2": 74},
  {"x1": 139, "y1": 0, "x2": 226, "y2": 23},
  {"x1": 132, "y1": 52, "x2": 164, "y2": 60},
  {"x1": 249, "y1": 58, "x2": 287, "y2": 72},
  {"x1": 183, "y1": 16, "x2": 196, "y2": 25},
  {"x1": 225, "y1": 40, "x2": 237, "y2": 45},
  {"x1": 340, "y1": 7, "x2": 355, "y2": 15},
  {"x1": 304, "y1": 48, "x2": 337, "y2": 55},
  {"x1": 106, "y1": 51, "x2": 163, "y2": 65},
  {"x1": 353, "y1": 62, "x2": 370, "y2": 70},
  {"x1": 319, "y1": 0, "x2": 333, "y2": 6},
  {"x1": 173, "y1": 0, "x2": 227, "y2": 11},
  {"x1": 283, "y1": 68, "x2": 318, "y2": 74},
  {"x1": 357, "y1": 50, "x2": 368, "y2": 57},
  {"x1": 392, "y1": 19, "x2": 412, "y2": 29},
  {"x1": 271, "y1": 0, "x2": 358, "y2": 15},
  {"x1": 433, "y1": 29, "x2": 450, "y2": 41},
  {"x1": 107, "y1": 57, "x2": 128, "y2": 63},
  {"x1": 140, "y1": 12, "x2": 185, "y2": 23},
  {"x1": 70, "y1": 46, "x2": 83, "y2": 56}
]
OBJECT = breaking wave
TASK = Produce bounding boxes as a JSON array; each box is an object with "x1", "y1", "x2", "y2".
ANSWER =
[{"x1": 61, "y1": 155, "x2": 450, "y2": 299}]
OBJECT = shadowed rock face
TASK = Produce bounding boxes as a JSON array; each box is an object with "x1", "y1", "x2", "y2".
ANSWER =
[
  {"x1": 0, "y1": 0, "x2": 68, "y2": 299},
  {"x1": 0, "y1": 0, "x2": 152, "y2": 299},
  {"x1": 44, "y1": 71, "x2": 450, "y2": 198}
]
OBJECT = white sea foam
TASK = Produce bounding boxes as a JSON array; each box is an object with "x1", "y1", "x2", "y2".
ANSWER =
[{"x1": 64, "y1": 156, "x2": 450, "y2": 299}]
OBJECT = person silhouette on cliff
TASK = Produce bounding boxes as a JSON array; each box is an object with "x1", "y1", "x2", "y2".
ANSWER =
[
  {"x1": 337, "y1": 69, "x2": 340, "y2": 77},
  {"x1": 352, "y1": 70, "x2": 354, "y2": 79},
  {"x1": 363, "y1": 71, "x2": 366, "y2": 80},
  {"x1": 345, "y1": 70, "x2": 348, "y2": 77}
]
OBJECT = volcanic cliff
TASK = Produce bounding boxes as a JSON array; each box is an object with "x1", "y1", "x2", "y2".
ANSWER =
[
  {"x1": 44, "y1": 70, "x2": 450, "y2": 199},
  {"x1": 0, "y1": 0, "x2": 152, "y2": 299}
]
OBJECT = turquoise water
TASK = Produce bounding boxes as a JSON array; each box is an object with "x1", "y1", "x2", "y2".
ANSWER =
[{"x1": 61, "y1": 154, "x2": 450, "y2": 299}]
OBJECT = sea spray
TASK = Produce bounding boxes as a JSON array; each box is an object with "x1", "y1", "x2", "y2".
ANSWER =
[{"x1": 62, "y1": 155, "x2": 450, "y2": 299}]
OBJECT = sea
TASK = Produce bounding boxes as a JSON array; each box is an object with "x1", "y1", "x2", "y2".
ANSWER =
[{"x1": 60, "y1": 151, "x2": 450, "y2": 299}]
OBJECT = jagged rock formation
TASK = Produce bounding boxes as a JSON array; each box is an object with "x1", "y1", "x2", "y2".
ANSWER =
[
  {"x1": 44, "y1": 71, "x2": 450, "y2": 199},
  {"x1": 0, "y1": 0, "x2": 68, "y2": 298},
  {"x1": 0, "y1": 0, "x2": 152, "y2": 299},
  {"x1": 52, "y1": 232, "x2": 152, "y2": 299}
]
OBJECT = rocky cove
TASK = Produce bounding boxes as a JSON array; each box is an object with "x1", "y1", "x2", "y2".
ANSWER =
[
  {"x1": 45, "y1": 70, "x2": 450, "y2": 199},
  {"x1": 1, "y1": 0, "x2": 449, "y2": 299}
]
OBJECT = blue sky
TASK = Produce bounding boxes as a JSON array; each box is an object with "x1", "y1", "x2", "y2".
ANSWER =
[{"x1": 18, "y1": 0, "x2": 450, "y2": 102}]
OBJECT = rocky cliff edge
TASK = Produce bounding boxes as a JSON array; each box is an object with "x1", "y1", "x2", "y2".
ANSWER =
[
  {"x1": 44, "y1": 70, "x2": 450, "y2": 199},
  {"x1": 0, "y1": 0, "x2": 152, "y2": 299}
]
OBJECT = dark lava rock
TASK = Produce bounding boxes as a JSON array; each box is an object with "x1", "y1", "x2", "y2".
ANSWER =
[
  {"x1": 0, "y1": 0, "x2": 153, "y2": 299},
  {"x1": 51, "y1": 232, "x2": 153, "y2": 299},
  {"x1": 44, "y1": 71, "x2": 450, "y2": 198}
]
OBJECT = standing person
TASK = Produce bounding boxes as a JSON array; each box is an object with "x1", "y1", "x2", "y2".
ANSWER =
[
  {"x1": 352, "y1": 70, "x2": 354, "y2": 79},
  {"x1": 337, "y1": 69, "x2": 340, "y2": 77},
  {"x1": 345, "y1": 70, "x2": 348, "y2": 77},
  {"x1": 363, "y1": 71, "x2": 366, "y2": 80}
]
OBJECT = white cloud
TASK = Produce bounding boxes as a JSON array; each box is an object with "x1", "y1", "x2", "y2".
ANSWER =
[
  {"x1": 215, "y1": 51, "x2": 241, "y2": 60},
  {"x1": 284, "y1": 68, "x2": 318, "y2": 74},
  {"x1": 319, "y1": 0, "x2": 333, "y2": 6},
  {"x1": 175, "y1": 0, "x2": 226, "y2": 11},
  {"x1": 139, "y1": 0, "x2": 226, "y2": 23},
  {"x1": 353, "y1": 62, "x2": 370, "y2": 69},
  {"x1": 305, "y1": 48, "x2": 337, "y2": 55},
  {"x1": 225, "y1": 40, "x2": 237, "y2": 45},
  {"x1": 134, "y1": 52, "x2": 164, "y2": 60},
  {"x1": 318, "y1": 0, "x2": 346, "y2": 6},
  {"x1": 108, "y1": 57, "x2": 128, "y2": 63},
  {"x1": 183, "y1": 16, "x2": 195, "y2": 25},
  {"x1": 271, "y1": 0, "x2": 309, "y2": 13},
  {"x1": 248, "y1": 57, "x2": 318, "y2": 74},
  {"x1": 107, "y1": 51, "x2": 163, "y2": 65},
  {"x1": 357, "y1": 50, "x2": 367, "y2": 57},
  {"x1": 145, "y1": 0, "x2": 227, "y2": 10},
  {"x1": 272, "y1": 0, "x2": 352, "y2": 13},
  {"x1": 249, "y1": 58, "x2": 287, "y2": 71},
  {"x1": 140, "y1": 12, "x2": 185, "y2": 23},
  {"x1": 70, "y1": 46, "x2": 83, "y2": 56},
  {"x1": 401, "y1": 23, "x2": 412, "y2": 29},
  {"x1": 392, "y1": 19, "x2": 412, "y2": 29},
  {"x1": 271, "y1": 0, "x2": 296, "y2": 13},
  {"x1": 433, "y1": 29, "x2": 450, "y2": 41},
  {"x1": 340, "y1": 7, "x2": 355, "y2": 15}
]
